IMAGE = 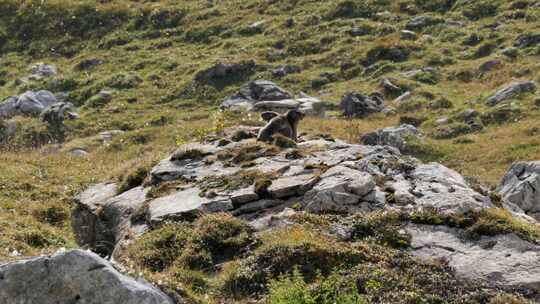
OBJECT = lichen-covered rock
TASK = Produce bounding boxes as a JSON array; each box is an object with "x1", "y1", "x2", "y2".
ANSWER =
[
  {"x1": 407, "y1": 224, "x2": 540, "y2": 292},
  {"x1": 499, "y1": 161, "x2": 540, "y2": 221},
  {"x1": 0, "y1": 249, "x2": 174, "y2": 304}
]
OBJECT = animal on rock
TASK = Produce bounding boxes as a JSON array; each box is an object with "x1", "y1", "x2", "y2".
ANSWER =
[{"x1": 257, "y1": 109, "x2": 305, "y2": 142}]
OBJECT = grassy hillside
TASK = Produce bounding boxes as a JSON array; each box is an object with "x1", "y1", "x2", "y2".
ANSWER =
[{"x1": 0, "y1": 0, "x2": 539, "y2": 302}]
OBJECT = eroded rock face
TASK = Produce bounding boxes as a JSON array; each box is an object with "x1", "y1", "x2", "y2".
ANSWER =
[
  {"x1": 72, "y1": 184, "x2": 149, "y2": 256},
  {"x1": 0, "y1": 249, "x2": 174, "y2": 304},
  {"x1": 407, "y1": 224, "x2": 540, "y2": 292},
  {"x1": 499, "y1": 161, "x2": 540, "y2": 221}
]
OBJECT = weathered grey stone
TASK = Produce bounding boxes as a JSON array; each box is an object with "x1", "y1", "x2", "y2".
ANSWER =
[
  {"x1": 486, "y1": 81, "x2": 536, "y2": 106},
  {"x1": 15, "y1": 90, "x2": 59, "y2": 116},
  {"x1": 0, "y1": 97, "x2": 18, "y2": 119},
  {"x1": 304, "y1": 166, "x2": 376, "y2": 213},
  {"x1": 499, "y1": 161, "x2": 540, "y2": 221},
  {"x1": 251, "y1": 99, "x2": 300, "y2": 112},
  {"x1": 394, "y1": 91, "x2": 412, "y2": 103},
  {"x1": 69, "y1": 149, "x2": 90, "y2": 157},
  {"x1": 340, "y1": 92, "x2": 384, "y2": 118},
  {"x1": 71, "y1": 185, "x2": 149, "y2": 256},
  {"x1": 0, "y1": 249, "x2": 174, "y2": 304},
  {"x1": 148, "y1": 188, "x2": 233, "y2": 223},
  {"x1": 222, "y1": 80, "x2": 292, "y2": 110},
  {"x1": 268, "y1": 173, "x2": 319, "y2": 199},
  {"x1": 381, "y1": 78, "x2": 402, "y2": 96},
  {"x1": 99, "y1": 130, "x2": 125, "y2": 142},
  {"x1": 361, "y1": 124, "x2": 420, "y2": 152},
  {"x1": 402, "y1": 163, "x2": 492, "y2": 214},
  {"x1": 271, "y1": 65, "x2": 301, "y2": 78},
  {"x1": 41, "y1": 102, "x2": 78, "y2": 125},
  {"x1": 221, "y1": 80, "x2": 325, "y2": 116},
  {"x1": 406, "y1": 16, "x2": 442, "y2": 31},
  {"x1": 230, "y1": 186, "x2": 260, "y2": 206},
  {"x1": 151, "y1": 158, "x2": 239, "y2": 183},
  {"x1": 407, "y1": 224, "x2": 540, "y2": 292}
]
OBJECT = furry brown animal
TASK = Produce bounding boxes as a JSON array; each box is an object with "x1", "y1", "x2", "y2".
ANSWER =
[{"x1": 257, "y1": 109, "x2": 305, "y2": 142}]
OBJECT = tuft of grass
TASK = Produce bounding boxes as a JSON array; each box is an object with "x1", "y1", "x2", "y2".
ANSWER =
[{"x1": 116, "y1": 165, "x2": 150, "y2": 194}]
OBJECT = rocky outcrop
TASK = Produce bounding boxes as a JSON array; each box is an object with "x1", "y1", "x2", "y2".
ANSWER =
[
  {"x1": 407, "y1": 224, "x2": 540, "y2": 293},
  {"x1": 74, "y1": 130, "x2": 499, "y2": 255},
  {"x1": 340, "y1": 92, "x2": 385, "y2": 118},
  {"x1": 361, "y1": 124, "x2": 420, "y2": 152},
  {"x1": 486, "y1": 81, "x2": 536, "y2": 106},
  {"x1": 499, "y1": 161, "x2": 540, "y2": 221},
  {"x1": 0, "y1": 249, "x2": 174, "y2": 304},
  {"x1": 221, "y1": 80, "x2": 325, "y2": 116}
]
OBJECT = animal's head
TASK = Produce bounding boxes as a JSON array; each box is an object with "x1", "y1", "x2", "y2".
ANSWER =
[
  {"x1": 286, "y1": 109, "x2": 305, "y2": 123},
  {"x1": 261, "y1": 111, "x2": 279, "y2": 122}
]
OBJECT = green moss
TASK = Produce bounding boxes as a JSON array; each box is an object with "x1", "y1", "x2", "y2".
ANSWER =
[
  {"x1": 220, "y1": 227, "x2": 367, "y2": 297},
  {"x1": 273, "y1": 134, "x2": 297, "y2": 149},
  {"x1": 268, "y1": 270, "x2": 366, "y2": 304}
]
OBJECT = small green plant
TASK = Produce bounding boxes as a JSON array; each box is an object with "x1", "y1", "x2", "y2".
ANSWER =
[{"x1": 268, "y1": 269, "x2": 367, "y2": 304}]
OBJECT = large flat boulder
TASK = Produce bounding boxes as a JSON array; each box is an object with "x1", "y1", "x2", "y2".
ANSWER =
[
  {"x1": 148, "y1": 187, "x2": 233, "y2": 223},
  {"x1": 0, "y1": 249, "x2": 174, "y2": 304},
  {"x1": 407, "y1": 224, "x2": 540, "y2": 293}
]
